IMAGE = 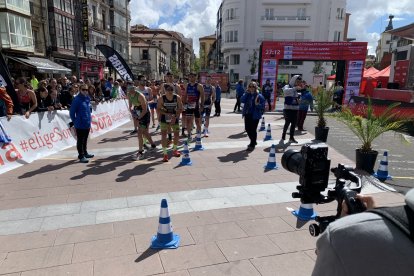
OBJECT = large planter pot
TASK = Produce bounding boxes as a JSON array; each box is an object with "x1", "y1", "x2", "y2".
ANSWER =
[
  {"x1": 315, "y1": 126, "x2": 329, "y2": 142},
  {"x1": 355, "y1": 149, "x2": 378, "y2": 173}
]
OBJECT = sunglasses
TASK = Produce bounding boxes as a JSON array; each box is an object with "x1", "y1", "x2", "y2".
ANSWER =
[
  {"x1": 249, "y1": 85, "x2": 256, "y2": 88},
  {"x1": 81, "y1": 89, "x2": 88, "y2": 91}
]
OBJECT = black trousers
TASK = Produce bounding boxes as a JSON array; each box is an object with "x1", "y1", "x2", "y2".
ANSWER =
[
  {"x1": 297, "y1": 110, "x2": 308, "y2": 130},
  {"x1": 75, "y1": 128, "x2": 90, "y2": 159},
  {"x1": 265, "y1": 96, "x2": 272, "y2": 111},
  {"x1": 244, "y1": 114, "x2": 260, "y2": 147},
  {"x1": 214, "y1": 100, "x2": 221, "y2": 115},
  {"x1": 234, "y1": 96, "x2": 241, "y2": 111},
  {"x1": 282, "y1": 109, "x2": 298, "y2": 139}
]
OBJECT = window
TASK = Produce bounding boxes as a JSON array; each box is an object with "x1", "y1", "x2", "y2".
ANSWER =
[
  {"x1": 6, "y1": 0, "x2": 30, "y2": 12},
  {"x1": 92, "y1": 5, "x2": 97, "y2": 22},
  {"x1": 226, "y1": 8, "x2": 237, "y2": 20},
  {"x1": 265, "y1": 8, "x2": 274, "y2": 20},
  {"x1": 8, "y1": 13, "x2": 33, "y2": 49},
  {"x1": 334, "y1": 31, "x2": 341, "y2": 41},
  {"x1": 55, "y1": 14, "x2": 73, "y2": 50},
  {"x1": 225, "y1": 30, "x2": 238, "y2": 43},
  {"x1": 336, "y1": 8, "x2": 344, "y2": 19},
  {"x1": 143, "y1": 49, "x2": 149, "y2": 60},
  {"x1": 230, "y1": 54, "x2": 240, "y2": 65},
  {"x1": 297, "y1": 8, "x2": 306, "y2": 18},
  {"x1": 102, "y1": 10, "x2": 106, "y2": 29}
]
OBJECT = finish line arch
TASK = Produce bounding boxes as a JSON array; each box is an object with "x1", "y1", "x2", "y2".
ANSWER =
[{"x1": 258, "y1": 41, "x2": 368, "y2": 110}]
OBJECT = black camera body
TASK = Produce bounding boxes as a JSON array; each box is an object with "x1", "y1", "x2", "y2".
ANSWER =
[{"x1": 282, "y1": 144, "x2": 365, "y2": 236}]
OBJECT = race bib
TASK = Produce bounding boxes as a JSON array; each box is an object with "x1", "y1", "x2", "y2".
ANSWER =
[
  {"x1": 188, "y1": 102, "x2": 196, "y2": 109},
  {"x1": 165, "y1": 114, "x2": 172, "y2": 123},
  {"x1": 204, "y1": 105, "x2": 210, "y2": 109}
]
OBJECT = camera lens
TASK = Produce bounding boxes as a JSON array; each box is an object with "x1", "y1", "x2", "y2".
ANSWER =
[{"x1": 281, "y1": 149, "x2": 303, "y2": 175}]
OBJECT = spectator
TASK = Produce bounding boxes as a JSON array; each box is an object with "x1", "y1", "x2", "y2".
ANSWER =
[
  {"x1": 297, "y1": 82, "x2": 314, "y2": 132},
  {"x1": 241, "y1": 81, "x2": 265, "y2": 152},
  {"x1": 16, "y1": 77, "x2": 37, "y2": 118},
  {"x1": 30, "y1": 75, "x2": 39, "y2": 90},
  {"x1": 0, "y1": 86, "x2": 14, "y2": 120},
  {"x1": 234, "y1": 79, "x2": 244, "y2": 112},
  {"x1": 104, "y1": 77, "x2": 113, "y2": 100},
  {"x1": 214, "y1": 81, "x2": 221, "y2": 116},
  {"x1": 333, "y1": 81, "x2": 344, "y2": 111},
  {"x1": 110, "y1": 81, "x2": 123, "y2": 99},
  {"x1": 69, "y1": 84, "x2": 94, "y2": 163},
  {"x1": 61, "y1": 84, "x2": 78, "y2": 108},
  {"x1": 312, "y1": 190, "x2": 414, "y2": 276},
  {"x1": 49, "y1": 89, "x2": 62, "y2": 110},
  {"x1": 262, "y1": 79, "x2": 273, "y2": 111},
  {"x1": 282, "y1": 75, "x2": 302, "y2": 143},
  {"x1": 47, "y1": 78, "x2": 60, "y2": 94},
  {"x1": 35, "y1": 87, "x2": 52, "y2": 112}
]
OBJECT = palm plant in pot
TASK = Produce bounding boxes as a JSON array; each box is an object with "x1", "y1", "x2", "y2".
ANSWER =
[
  {"x1": 335, "y1": 98, "x2": 409, "y2": 173},
  {"x1": 314, "y1": 88, "x2": 333, "y2": 142}
]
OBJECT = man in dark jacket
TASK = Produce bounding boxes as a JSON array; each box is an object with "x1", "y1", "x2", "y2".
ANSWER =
[
  {"x1": 241, "y1": 81, "x2": 265, "y2": 152},
  {"x1": 234, "y1": 80, "x2": 244, "y2": 112},
  {"x1": 262, "y1": 79, "x2": 273, "y2": 111},
  {"x1": 70, "y1": 84, "x2": 93, "y2": 163}
]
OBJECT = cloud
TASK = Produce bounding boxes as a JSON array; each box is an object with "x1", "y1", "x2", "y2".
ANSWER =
[
  {"x1": 347, "y1": 0, "x2": 414, "y2": 55},
  {"x1": 130, "y1": 0, "x2": 221, "y2": 56}
]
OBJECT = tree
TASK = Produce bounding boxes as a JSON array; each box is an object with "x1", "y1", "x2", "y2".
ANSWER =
[
  {"x1": 192, "y1": 56, "x2": 201, "y2": 73},
  {"x1": 312, "y1": 61, "x2": 325, "y2": 75},
  {"x1": 170, "y1": 58, "x2": 179, "y2": 76},
  {"x1": 248, "y1": 49, "x2": 258, "y2": 75}
]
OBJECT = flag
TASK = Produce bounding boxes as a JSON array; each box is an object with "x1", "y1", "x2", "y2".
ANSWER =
[
  {"x1": 0, "y1": 52, "x2": 20, "y2": 114},
  {"x1": 95, "y1": 45, "x2": 135, "y2": 81}
]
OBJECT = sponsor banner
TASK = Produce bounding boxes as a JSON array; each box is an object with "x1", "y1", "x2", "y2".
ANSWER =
[
  {"x1": 348, "y1": 96, "x2": 414, "y2": 118},
  {"x1": 344, "y1": 60, "x2": 364, "y2": 103},
  {"x1": 95, "y1": 44, "x2": 135, "y2": 81},
  {"x1": 0, "y1": 99, "x2": 131, "y2": 174},
  {"x1": 260, "y1": 59, "x2": 278, "y2": 110},
  {"x1": 394, "y1": 60, "x2": 410, "y2": 88},
  {"x1": 81, "y1": 0, "x2": 89, "y2": 41}
]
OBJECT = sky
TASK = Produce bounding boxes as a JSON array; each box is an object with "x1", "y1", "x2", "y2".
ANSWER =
[{"x1": 129, "y1": 0, "x2": 414, "y2": 57}]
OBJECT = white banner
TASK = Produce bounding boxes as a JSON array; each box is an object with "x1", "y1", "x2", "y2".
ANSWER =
[{"x1": 0, "y1": 99, "x2": 131, "y2": 174}]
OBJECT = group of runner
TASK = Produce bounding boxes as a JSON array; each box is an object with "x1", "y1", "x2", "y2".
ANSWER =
[{"x1": 127, "y1": 72, "x2": 217, "y2": 162}]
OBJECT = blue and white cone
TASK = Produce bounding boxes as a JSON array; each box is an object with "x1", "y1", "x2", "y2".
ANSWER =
[
  {"x1": 194, "y1": 131, "x2": 204, "y2": 151},
  {"x1": 263, "y1": 124, "x2": 272, "y2": 141},
  {"x1": 292, "y1": 203, "x2": 317, "y2": 221},
  {"x1": 151, "y1": 199, "x2": 180, "y2": 249},
  {"x1": 264, "y1": 144, "x2": 278, "y2": 170},
  {"x1": 180, "y1": 141, "x2": 192, "y2": 165},
  {"x1": 374, "y1": 151, "x2": 392, "y2": 181},
  {"x1": 259, "y1": 117, "x2": 266, "y2": 131}
]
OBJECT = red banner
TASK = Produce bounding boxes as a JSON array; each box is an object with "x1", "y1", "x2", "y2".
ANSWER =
[{"x1": 393, "y1": 60, "x2": 410, "y2": 88}]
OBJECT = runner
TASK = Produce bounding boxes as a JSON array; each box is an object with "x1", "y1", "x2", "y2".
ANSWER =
[
  {"x1": 159, "y1": 72, "x2": 179, "y2": 143},
  {"x1": 127, "y1": 83, "x2": 156, "y2": 160},
  {"x1": 149, "y1": 80, "x2": 160, "y2": 128},
  {"x1": 157, "y1": 84, "x2": 183, "y2": 162},
  {"x1": 184, "y1": 72, "x2": 204, "y2": 141},
  {"x1": 202, "y1": 76, "x2": 216, "y2": 137},
  {"x1": 136, "y1": 76, "x2": 155, "y2": 148}
]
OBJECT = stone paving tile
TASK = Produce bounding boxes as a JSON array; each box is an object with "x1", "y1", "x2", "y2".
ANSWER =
[
  {"x1": 169, "y1": 189, "x2": 213, "y2": 202},
  {"x1": 28, "y1": 203, "x2": 81, "y2": 218},
  {"x1": 279, "y1": 214, "x2": 314, "y2": 230},
  {"x1": 216, "y1": 235, "x2": 282, "y2": 262},
  {"x1": 0, "y1": 231, "x2": 56, "y2": 253},
  {"x1": 0, "y1": 244, "x2": 74, "y2": 274},
  {"x1": 72, "y1": 235, "x2": 136, "y2": 263},
  {"x1": 237, "y1": 217, "x2": 295, "y2": 236},
  {"x1": 253, "y1": 202, "x2": 299, "y2": 218},
  {"x1": 0, "y1": 218, "x2": 43, "y2": 235},
  {"x1": 159, "y1": 243, "x2": 227, "y2": 272},
  {"x1": 40, "y1": 213, "x2": 96, "y2": 231},
  {"x1": 95, "y1": 206, "x2": 146, "y2": 224},
  {"x1": 126, "y1": 193, "x2": 172, "y2": 208},
  {"x1": 133, "y1": 227, "x2": 195, "y2": 253},
  {"x1": 0, "y1": 273, "x2": 21, "y2": 276},
  {"x1": 188, "y1": 222, "x2": 248, "y2": 244},
  {"x1": 113, "y1": 217, "x2": 159, "y2": 236},
  {"x1": 80, "y1": 198, "x2": 127, "y2": 213},
  {"x1": 0, "y1": 195, "x2": 69, "y2": 211},
  {"x1": 0, "y1": 207, "x2": 32, "y2": 222},
  {"x1": 188, "y1": 260, "x2": 261, "y2": 276},
  {"x1": 170, "y1": 211, "x2": 219, "y2": 229},
  {"x1": 227, "y1": 194, "x2": 274, "y2": 207},
  {"x1": 1, "y1": 188, "x2": 49, "y2": 201},
  {"x1": 144, "y1": 201, "x2": 193, "y2": 218},
  {"x1": 188, "y1": 197, "x2": 235, "y2": 212},
  {"x1": 93, "y1": 252, "x2": 164, "y2": 276},
  {"x1": 210, "y1": 206, "x2": 263, "y2": 223},
  {"x1": 54, "y1": 223, "x2": 114, "y2": 245},
  {"x1": 20, "y1": 262, "x2": 94, "y2": 276},
  {"x1": 304, "y1": 249, "x2": 317, "y2": 261},
  {"x1": 242, "y1": 183, "x2": 285, "y2": 195},
  {"x1": 250, "y1": 251, "x2": 315, "y2": 276},
  {"x1": 268, "y1": 230, "x2": 316, "y2": 253},
  {"x1": 157, "y1": 271, "x2": 190, "y2": 276}
]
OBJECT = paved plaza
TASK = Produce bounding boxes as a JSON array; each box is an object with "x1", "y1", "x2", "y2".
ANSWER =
[{"x1": 0, "y1": 98, "x2": 406, "y2": 275}]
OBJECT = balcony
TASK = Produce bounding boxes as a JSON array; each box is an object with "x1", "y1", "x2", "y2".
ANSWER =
[
  {"x1": 260, "y1": 15, "x2": 311, "y2": 27},
  {"x1": 110, "y1": 25, "x2": 127, "y2": 36}
]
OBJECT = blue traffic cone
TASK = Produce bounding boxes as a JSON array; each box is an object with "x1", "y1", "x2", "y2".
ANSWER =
[
  {"x1": 151, "y1": 199, "x2": 180, "y2": 249},
  {"x1": 374, "y1": 151, "x2": 392, "y2": 181},
  {"x1": 263, "y1": 124, "x2": 272, "y2": 141},
  {"x1": 259, "y1": 117, "x2": 266, "y2": 131},
  {"x1": 194, "y1": 131, "x2": 204, "y2": 151},
  {"x1": 180, "y1": 141, "x2": 192, "y2": 165},
  {"x1": 292, "y1": 203, "x2": 317, "y2": 221},
  {"x1": 264, "y1": 144, "x2": 278, "y2": 170}
]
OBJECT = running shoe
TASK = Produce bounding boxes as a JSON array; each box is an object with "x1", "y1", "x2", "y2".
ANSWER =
[
  {"x1": 162, "y1": 154, "x2": 169, "y2": 162},
  {"x1": 172, "y1": 150, "x2": 181, "y2": 157}
]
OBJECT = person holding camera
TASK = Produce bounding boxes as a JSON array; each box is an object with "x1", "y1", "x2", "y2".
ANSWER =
[
  {"x1": 282, "y1": 75, "x2": 302, "y2": 143},
  {"x1": 312, "y1": 189, "x2": 414, "y2": 276},
  {"x1": 240, "y1": 81, "x2": 265, "y2": 152}
]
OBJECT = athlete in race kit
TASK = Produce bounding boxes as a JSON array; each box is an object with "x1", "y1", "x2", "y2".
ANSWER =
[
  {"x1": 148, "y1": 80, "x2": 159, "y2": 128},
  {"x1": 184, "y1": 72, "x2": 204, "y2": 141},
  {"x1": 157, "y1": 84, "x2": 183, "y2": 162},
  {"x1": 127, "y1": 83, "x2": 156, "y2": 160},
  {"x1": 202, "y1": 76, "x2": 216, "y2": 137},
  {"x1": 160, "y1": 72, "x2": 180, "y2": 142}
]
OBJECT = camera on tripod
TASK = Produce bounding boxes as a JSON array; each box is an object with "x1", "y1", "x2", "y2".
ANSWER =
[{"x1": 282, "y1": 144, "x2": 366, "y2": 236}]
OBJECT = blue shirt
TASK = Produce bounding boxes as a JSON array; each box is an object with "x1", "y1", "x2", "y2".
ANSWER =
[
  {"x1": 299, "y1": 90, "x2": 314, "y2": 111},
  {"x1": 70, "y1": 94, "x2": 91, "y2": 129},
  {"x1": 215, "y1": 85, "x2": 221, "y2": 101},
  {"x1": 236, "y1": 83, "x2": 245, "y2": 97},
  {"x1": 240, "y1": 92, "x2": 265, "y2": 120}
]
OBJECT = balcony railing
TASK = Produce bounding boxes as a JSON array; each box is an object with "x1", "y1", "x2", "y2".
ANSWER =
[{"x1": 261, "y1": 15, "x2": 311, "y2": 21}]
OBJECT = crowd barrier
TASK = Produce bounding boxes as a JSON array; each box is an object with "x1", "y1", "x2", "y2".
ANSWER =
[{"x1": 0, "y1": 99, "x2": 131, "y2": 174}]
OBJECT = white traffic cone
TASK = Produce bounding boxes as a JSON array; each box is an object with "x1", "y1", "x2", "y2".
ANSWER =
[
  {"x1": 264, "y1": 144, "x2": 278, "y2": 170},
  {"x1": 151, "y1": 199, "x2": 180, "y2": 249},
  {"x1": 374, "y1": 151, "x2": 392, "y2": 181},
  {"x1": 180, "y1": 141, "x2": 192, "y2": 165},
  {"x1": 263, "y1": 124, "x2": 272, "y2": 141},
  {"x1": 259, "y1": 117, "x2": 266, "y2": 131},
  {"x1": 194, "y1": 131, "x2": 204, "y2": 151},
  {"x1": 291, "y1": 203, "x2": 317, "y2": 221}
]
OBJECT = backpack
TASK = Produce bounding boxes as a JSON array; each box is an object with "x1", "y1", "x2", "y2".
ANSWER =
[{"x1": 369, "y1": 205, "x2": 414, "y2": 243}]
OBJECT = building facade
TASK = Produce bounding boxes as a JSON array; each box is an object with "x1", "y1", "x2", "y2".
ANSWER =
[
  {"x1": 217, "y1": 0, "x2": 348, "y2": 83},
  {"x1": 199, "y1": 34, "x2": 216, "y2": 70},
  {"x1": 130, "y1": 25, "x2": 194, "y2": 79}
]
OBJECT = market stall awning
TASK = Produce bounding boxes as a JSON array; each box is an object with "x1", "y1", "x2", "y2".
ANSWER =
[{"x1": 8, "y1": 56, "x2": 72, "y2": 74}]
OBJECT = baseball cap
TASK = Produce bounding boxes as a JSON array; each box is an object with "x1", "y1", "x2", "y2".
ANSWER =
[{"x1": 289, "y1": 75, "x2": 302, "y2": 87}]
